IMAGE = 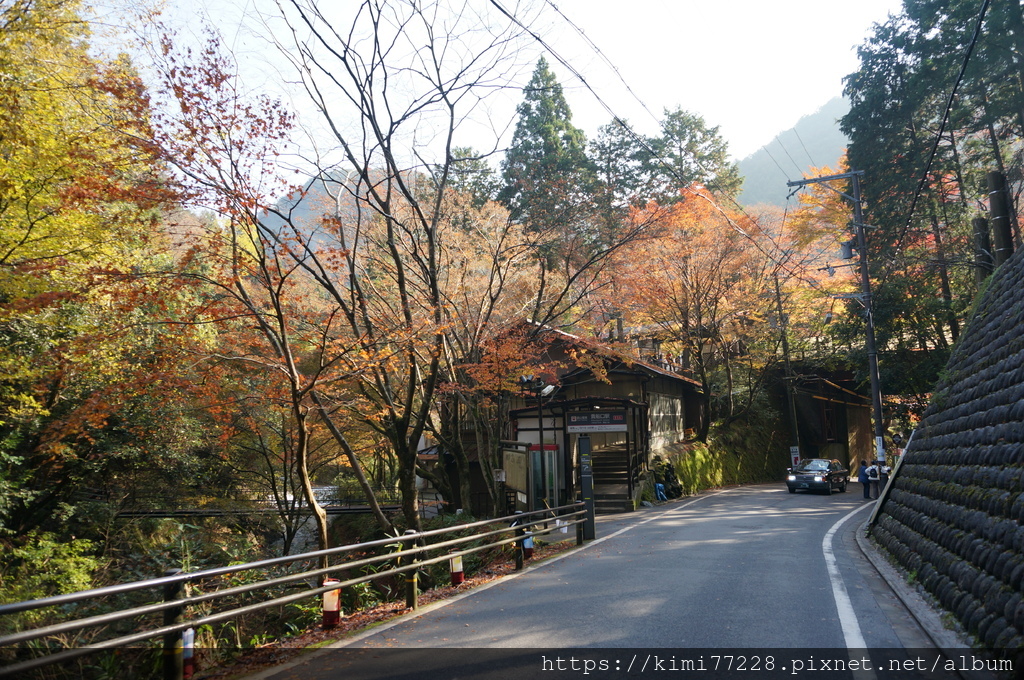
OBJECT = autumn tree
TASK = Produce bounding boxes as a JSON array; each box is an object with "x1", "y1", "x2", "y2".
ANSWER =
[
  {"x1": 0, "y1": 0, "x2": 193, "y2": 542},
  {"x1": 425, "y1": 189, "x2": 542, "y2": 513},
  {"x1": 612, "y1": 188, "x2": 778, "y2": 440},
  {"x1": 141, "y1": 0, "x2": 677, "y2": 531}
]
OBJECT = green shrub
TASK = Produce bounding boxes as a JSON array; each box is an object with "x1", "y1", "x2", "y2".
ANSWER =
[
  {"x1": 670, "y1": 409, "x2": 789, "y2": 495},
  {"x1": 0, "y1": 532, "x2": 98, "y2": 608}
]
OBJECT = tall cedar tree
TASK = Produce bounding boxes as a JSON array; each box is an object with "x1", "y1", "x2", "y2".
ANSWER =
[
  {"x1": 649, "y1": 107, "x2": 743, "y2": 202},
  {"x1": 498, "y1": 56, "x2": 595, "y2": 243},
  {"x1": 589, "y1": 118, "x2": 657, "y2": 249},
  {"x1": 841, "y1": 0, "x2": 1024, "y2": 403}
]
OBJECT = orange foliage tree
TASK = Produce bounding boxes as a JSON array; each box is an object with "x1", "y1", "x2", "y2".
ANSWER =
[
  {"x1": 608, "y1": 186, "x2": 844, "y2": 441},
  {"x1": 0, "y1": 0, "x2": 198, "y2": 538}
]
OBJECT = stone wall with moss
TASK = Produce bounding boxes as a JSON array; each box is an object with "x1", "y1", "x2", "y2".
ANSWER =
[
  {"x1": 660, "y1": 407, "x2": 791, "y2": 496},
  {"x1": 870, "y1": 246, "x2": 1024, "y2": 656}
]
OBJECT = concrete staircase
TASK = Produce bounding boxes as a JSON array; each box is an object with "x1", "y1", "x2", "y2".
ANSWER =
[{"x1": 590, "y1": 445, "x2": 634, "y2": 514}]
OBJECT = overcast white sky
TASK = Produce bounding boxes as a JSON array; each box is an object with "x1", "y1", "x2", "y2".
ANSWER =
[{"x1": 154, "y1": 0, "x2": 906, "y2": 162}]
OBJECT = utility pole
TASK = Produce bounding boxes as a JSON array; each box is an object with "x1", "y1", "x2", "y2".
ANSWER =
[
  {"x1": 773, "y1": 270, "x2": 801, "y2": 463},
  {"x1": 787, "y1": 171, "x2": 885, "y2": 462}
]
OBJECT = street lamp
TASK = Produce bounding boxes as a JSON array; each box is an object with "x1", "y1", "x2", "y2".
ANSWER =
[{"x1": 519, "y1": 375, "x2": 555, "y2": 510}]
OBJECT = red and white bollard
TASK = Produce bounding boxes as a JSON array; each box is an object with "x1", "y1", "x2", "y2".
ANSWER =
[
  {"x1": 322, "y1": 578, "x2": 342, "y2": 629},
  {"x1": 450, "y1": 554, "x2": 465, "y2": 586},
  {"x1": 182, "y1": 627, "x2": 195, "y2": 679}
]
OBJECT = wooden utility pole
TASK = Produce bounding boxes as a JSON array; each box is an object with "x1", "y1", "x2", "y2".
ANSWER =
[
  {"x1": 787, "y1": 171, "x2": 886, "y2": 462},
  {"x1": 773, "y1": 271, "x2": 801, "y2": 461}
]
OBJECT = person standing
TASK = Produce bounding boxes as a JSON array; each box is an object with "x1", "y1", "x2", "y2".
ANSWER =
[
  {"x1": 867, "y1": 460, "x2": 880, "y2": 498},
  {"x1": 858, "y1": 460, "x2": 871, "y2": 499}
]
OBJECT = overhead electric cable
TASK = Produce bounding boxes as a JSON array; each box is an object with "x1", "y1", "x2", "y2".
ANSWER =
[
  {"x1": 793, "y1": 129, "x2": 819, "y2": 168},
  {"x1": 898, "y1": 0, "x2": 989, "y2": 246},
  {"x1": 777, "y1": 135, "x2": 805, "y2": 176},
  {"x1": 490, "y1": 0, "x2": 830, "y2": 292},
  {"x1": 541, "y1": 0, "x2": 660, "y2": 128},
  {"x1": 762, "y1": 142, "x2": 793, "y2": 180}
]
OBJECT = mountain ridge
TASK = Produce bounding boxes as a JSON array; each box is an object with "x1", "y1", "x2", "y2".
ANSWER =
[{"x1": 735, "y1": 96, "x2": 850, "y2": 207}]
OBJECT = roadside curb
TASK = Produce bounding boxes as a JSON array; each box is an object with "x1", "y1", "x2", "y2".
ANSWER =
[{"x1": 853, "y1": 518, "x2": 976, "y2": 658}]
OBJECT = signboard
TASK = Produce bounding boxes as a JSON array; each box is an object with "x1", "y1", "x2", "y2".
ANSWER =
[
  {"x1": 502, "y1": 449, "x2": 528, "y2": 494},
  {"x1": 790, "y1": 446, "x2": 801, "y2": 467},
  {"x1": 566, "y1": 411, "x2": 628, "y2": 433}
]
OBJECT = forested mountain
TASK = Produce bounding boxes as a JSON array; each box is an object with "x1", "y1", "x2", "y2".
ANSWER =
[{"x1": 736, "y1": 97, "x2": 851, "y2": 207}]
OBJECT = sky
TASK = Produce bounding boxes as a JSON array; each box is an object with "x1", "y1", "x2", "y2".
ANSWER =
[
  {"x1": 151, "y1": 0, "x2": 907, "y2": 162},
  {"x1": 534, "y1": 0, "x2": 906, "y2": 159}
]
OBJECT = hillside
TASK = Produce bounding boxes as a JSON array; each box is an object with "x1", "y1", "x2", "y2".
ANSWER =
[{"x1": 736, "y1": 96, "x2": 850, "y2": 208}]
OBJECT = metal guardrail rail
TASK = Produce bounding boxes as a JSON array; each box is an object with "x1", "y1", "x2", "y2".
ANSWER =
[
  {"x1": 80, "y1": 486, "x2": 406, "y2": 518},
  {"x1": 0, "y1": 503, "x2": 587, "y2": 679}
]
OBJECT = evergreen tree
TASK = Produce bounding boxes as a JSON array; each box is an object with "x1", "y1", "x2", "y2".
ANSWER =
[
  {"x1": 442, "y1": 146, "x2": 501, "y2": 208},
  {"x1": 648, "y1": 107, "x2": 742, "y2": 202},
  {"x1": 498, "y1": 56, "x2": 595, "y2": 239},
  {"x1": 590, "y1": 118, "x2": 656, "y2": 246},
  {"x1": 840, "y1": 0, "x2": 1024, "y2": 400}
]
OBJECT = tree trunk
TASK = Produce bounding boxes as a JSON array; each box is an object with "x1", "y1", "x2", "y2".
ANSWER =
[
  {"x1": 926, "y1": 202, "x2": 959, "y2": 343},
  {"x1": 311, "y1": 391, "x2": 395, "y2": 534},
  {"x1": 293, "y1": 414, "x2": 330, "y2": 571},
  {"x1": 398, "y1": 446, "x2": 421, "y2": 531}
]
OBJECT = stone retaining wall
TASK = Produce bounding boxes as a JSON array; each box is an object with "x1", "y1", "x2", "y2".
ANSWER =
[{"x1": 870, "y1": 246, "x2": 1024, "y2": 655}]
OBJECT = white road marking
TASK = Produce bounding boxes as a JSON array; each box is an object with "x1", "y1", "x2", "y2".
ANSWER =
[{"x1": 823, "y1": 501, "x2": 876, "y2": 677}]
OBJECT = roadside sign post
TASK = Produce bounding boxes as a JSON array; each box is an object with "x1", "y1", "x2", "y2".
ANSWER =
[{"x1": 578, "y1": 436, "x2": 596, "y2": 540}]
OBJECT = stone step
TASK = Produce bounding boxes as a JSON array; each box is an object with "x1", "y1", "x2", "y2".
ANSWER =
[{"x1": 594, "y1": 498, "x2": 633, "y2": 514}]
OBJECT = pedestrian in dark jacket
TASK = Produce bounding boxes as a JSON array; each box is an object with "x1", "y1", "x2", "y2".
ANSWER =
[{"x1": 858, "y1": 460, "x2": 870, "y2": 499}]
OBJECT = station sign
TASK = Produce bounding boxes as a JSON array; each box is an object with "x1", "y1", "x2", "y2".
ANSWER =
[{"x1": 566, "y1": 411, "x2": 628, "y2": 433}]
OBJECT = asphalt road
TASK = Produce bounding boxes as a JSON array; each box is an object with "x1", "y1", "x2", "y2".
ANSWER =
[{"x1": 248, "y1": 484, "x2": 957, "y2": 680}]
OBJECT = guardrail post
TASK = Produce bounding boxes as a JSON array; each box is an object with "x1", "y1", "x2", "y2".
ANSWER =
[
  {"x1": 322, "y1": 578, "x2": 342, "y2": 629},
  {"x1": 402, "y1": 529, "x2": 418, "y2": 610},
  {"x1": 449, "y1": 553, "x2": 464, "y2": 586},
  {"x1": 512, "y1": 511, "x2": 525, "y2": 571},
  {"x1": 162, "y1": 568, "x2": 184, "y2": 680}
]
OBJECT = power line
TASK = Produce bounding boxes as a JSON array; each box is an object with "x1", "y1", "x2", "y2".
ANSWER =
[
  {"x1": 774, "y1": 132, "x2": 806, "y2": 176},
  {"x1": 793, "y1": 129, "x2": 819, "y2": 168},
  {"x1": 541, "y1": 0, "x2": 662, "y2": 130},
  {"x1": 763, "y1": 144, "x2": 793, "y2": 182},
  {"x1": 898, "y1": 0, "x2": 989, "y2": 247},
  {"x1": 489, "y1": 0, "x2": 830, "y2": 292}
]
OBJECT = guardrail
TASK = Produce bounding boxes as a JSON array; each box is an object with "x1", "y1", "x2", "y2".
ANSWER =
[
  {"x1": 87, "y1": 486, "x2": 407, "y2": 518},
  {"x1": 0, "y1": 503, "x2": 587, "y2": 680}
]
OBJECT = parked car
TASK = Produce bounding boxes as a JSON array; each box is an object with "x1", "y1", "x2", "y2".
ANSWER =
[{"x1": 786, "y1": 458, "x2": 849, "y2": 494}]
